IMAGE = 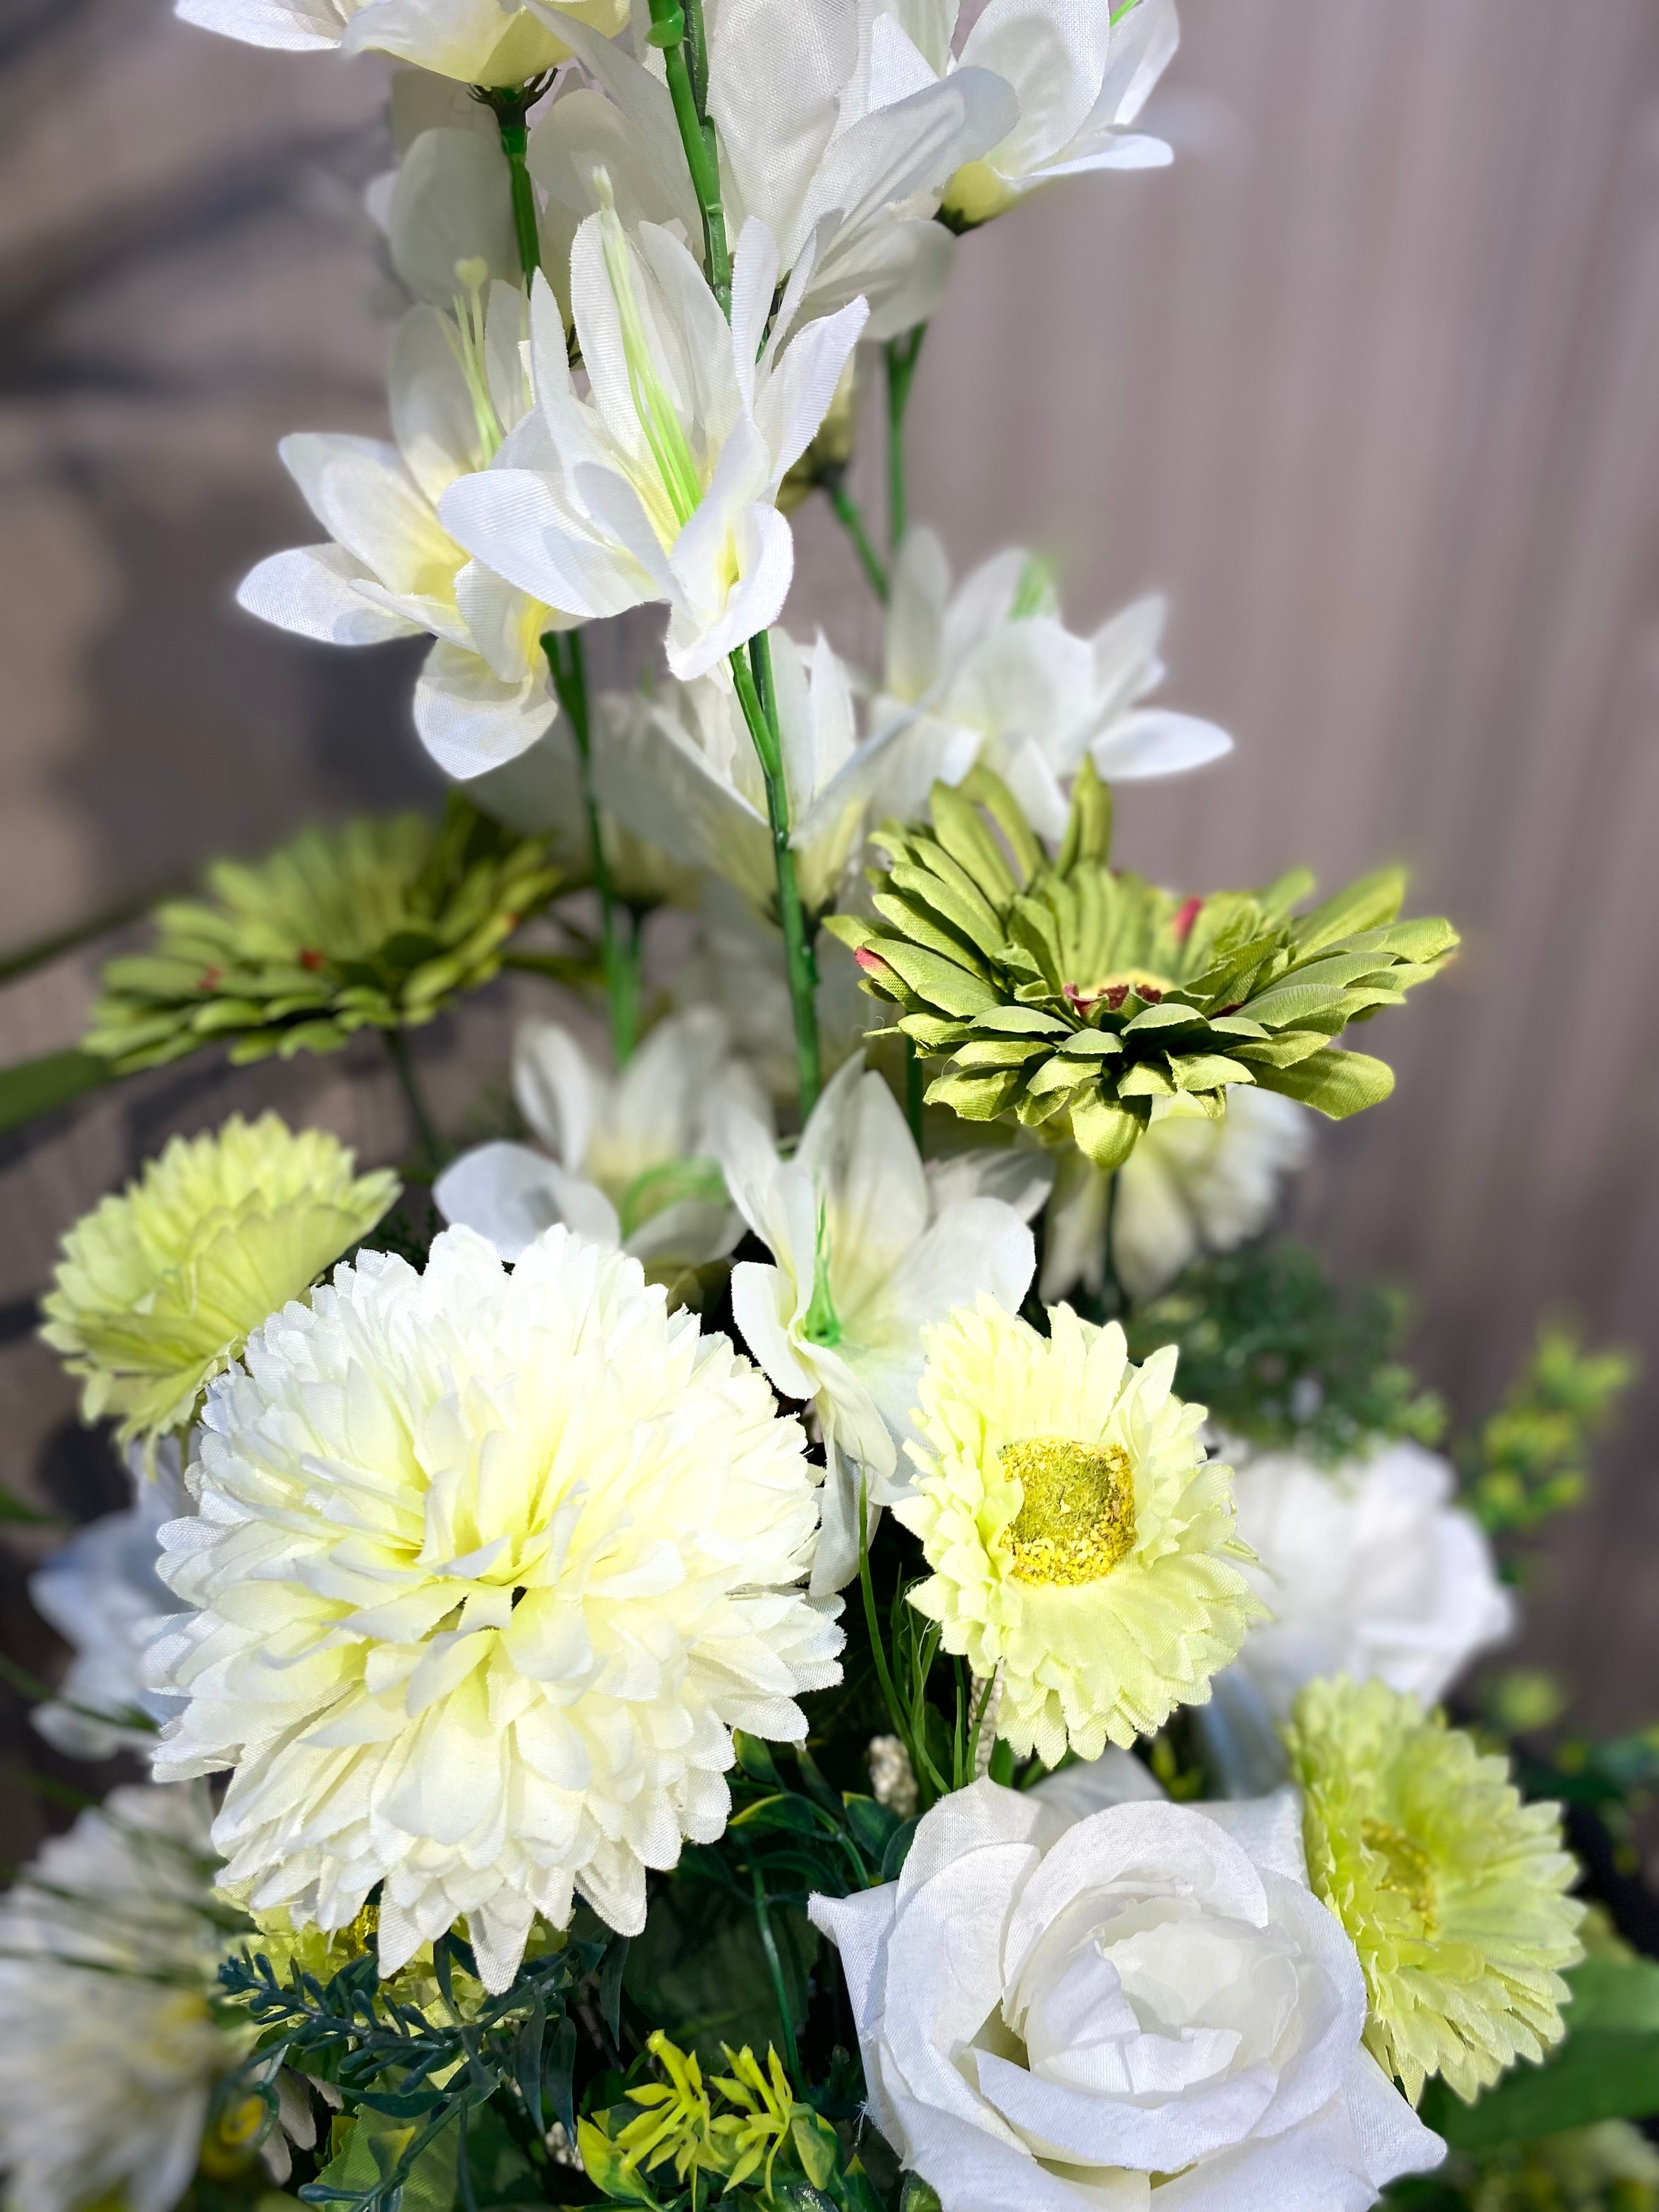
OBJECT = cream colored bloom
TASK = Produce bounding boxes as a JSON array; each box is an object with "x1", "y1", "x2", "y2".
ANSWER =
[
  {"x1": 0, "y1": 1783, "x2": 236, "y2": 2212},
  {"x1": 1231, "y1": 1441, "x2": 1514, "y2": 1721},
  {"x1": 878, "y1": 529, "x2": 1232, "y2": 843},
  {"x1": 436, "y1": 1008, "x2": 768, "y2": 1271},
  {"x1": 594, "y1": 630, "x2": 976, "y2": 919},
  {"x1": 148, "y1": 1225, "x2": 840, "y2": 1993},
  {"x1": 715, "y1": 1057, "x2": 1038, "y2": 1591},
  {"x1": 1041, "y1": 1087, "x2": 1310, "y2": 1305},
  {"x1": 176, "y1": 0, "x2": 623, "y2": 86},
  {"x1": 239, "y1": 279, "x2": 573, "y2": 778},
  {"x1": 40, "y1": 1113, "x2": 397, "y2": 1469},
  {"x1": 899, "y1": 1297, "x2": 1261, "y2": 1763},
  {"x1": 811, "y1": 1776, "x2": 1444, "y2": 2212},
  {"x1": 441, "y1": 210, "x2": 868, "y2": 680}
]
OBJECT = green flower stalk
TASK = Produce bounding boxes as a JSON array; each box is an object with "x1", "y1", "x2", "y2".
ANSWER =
[
  {"x1": 827, "y1": 763, "x2": 1457, "y2": 1170},
  {"x1": 40, "y1": 1113, "x2": 397, "y2": 1466},
  {"x1": 83, "y1": 796, "x2": 560, "y2": 1072},
  {"x1": 1286, "y1": 1676, "x2": 1584, "y2": 2106}
]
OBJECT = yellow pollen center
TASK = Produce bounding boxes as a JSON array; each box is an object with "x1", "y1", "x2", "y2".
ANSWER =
[
  {"x1": 1361, "y1": 1819, "x2": 1438, "y2": 1928},
  {"x1": 1003, "y1": 1436, "x2": 1137, "y2": 1586}
]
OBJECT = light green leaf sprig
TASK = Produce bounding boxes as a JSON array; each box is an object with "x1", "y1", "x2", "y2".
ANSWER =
[
  {"x1": 40, "y1": 1111, "x2": 397, "y2": 1466},
  {"x1": 83, "y1": 795, "x2": 560, "y2": 1073},
  {"x1": 825, "y1": 763, "x2": 1457, "y2": 1170},
  {"x1": 1286, "y1": 1675, "x2": 1585, "y2": 2108}
]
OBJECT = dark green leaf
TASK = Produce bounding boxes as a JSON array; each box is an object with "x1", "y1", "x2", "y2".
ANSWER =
[{"x1": 0, "y1": 1048, "x2": 117, "y2": 1135}]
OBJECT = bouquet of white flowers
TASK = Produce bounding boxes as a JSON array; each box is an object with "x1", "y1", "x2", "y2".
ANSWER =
[{"x1": 1, "y1": 7, "x2": 1656, "y2": 2212}]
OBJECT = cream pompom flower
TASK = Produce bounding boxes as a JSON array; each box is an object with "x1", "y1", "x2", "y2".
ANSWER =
[
  {"x1": 1286, "y1": 1675, "x2": 1584, "y2": 2105},
  {"x1": 148, "y1": 1224, "x2": 842, "y2": 1994},
  {"x1": 898, "y1": 1297, "x2": 1261, "y2": 1764},
  {"x1": 40, "y1": 1113, "x2": 397, "y2": 1469}
]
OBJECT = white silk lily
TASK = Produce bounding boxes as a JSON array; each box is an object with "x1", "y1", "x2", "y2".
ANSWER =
[
  {"x1": 879, "y1": 526, "x2": 1233, "y2": 842},
  {"x1": 714, "y1": 1057, "x2": 1040, "y2": 1592},
  {"x1": 440, "y1": 207, "x2": 868, "y2": 680},
  {"x1": 238, "y1": 276, "x2": 574, "y2": 780},
  {"x1": 871, "y1": 0, "x2": 1181, "y2": 228},
  {"x1": 175, "y1": 0, "x2": 623, "y2": 85},
  {"x1": 435, "y1": 1008, "x2": 769, "y2": 1273},
  {"x1": 532, "y1": 0, "x2": 1017, "y2": 341},
  {"x1": 593, "y1": 629, "x2": 978, "y2": 919}
]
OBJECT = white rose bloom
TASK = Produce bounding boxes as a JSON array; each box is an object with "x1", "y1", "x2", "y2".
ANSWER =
[
  {"x1": 0, "y1": 1782, "x2": 235, "y2": 2212},
  {"x1": 147, "y1": 1226, "x2": 842, "y2": 1994},
  {"x1": 436, "y1": 1007, "x2": 769, "y2": 1269},
  {"x1": 1041, "y1": 1088, "x2": 1311, "y2": 1306},
  {"x1": 534, "y1": 0, "x2": 1017, "y2": 341},
  {"x1": 811, "y1": 1777, "x2": 1444, "y2": 2212},
  {"x1": 238, "y1": 276, "x2": 573, "y2": 780},
  {"x1": 714, "y1": 1056, "x2": 1041, "y2": 1592},
  {"x1": 440, "y1": 209, "x2": 868, "y2": 682},
  {"x1": 176, "y1": 0, "x2": 624, "y2": 87},
  {"x1": 878, "y1": 531, "x2": 1232, "y2": 845},
  {"x1": 594, "y1": 629, "x2": 977, "y2": 920},
  {"x1": 1230, "y1": 1439, "x2": 1515, "y2": 1722},
  {"x1": 30, "y1": 1441, "x2": 189, "y2": 1757}
]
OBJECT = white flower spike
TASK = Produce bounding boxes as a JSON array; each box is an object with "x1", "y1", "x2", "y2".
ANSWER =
[
  {"x1": 436, "y1": 1007, "x2": 769, "y2": 1271},
  {"x1": 880, "y1": 527, "x2": 1232, "y2": 842},
  {"x1": 441, "y1": 205, "x2": 868, "y2": 680},
  {"x1": 176, "y1": 0, "x2": 624, "y2": 86},
  {"x1": 147, "y1": 1226, "x2": 841, "y2": 1994},
  {"x1": 238, "y1": 277, "x2": 574, "y2": 779},
  {"x1": 714, "y1": 1056, "x2": 1040, "y2": 1592}
]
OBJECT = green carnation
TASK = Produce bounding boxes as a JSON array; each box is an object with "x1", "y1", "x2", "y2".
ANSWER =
[
  {"x1": 826, "y1": 764, "x2": 1457, "y2": 1170},
  {"x1": 84, "y1": 796, "x2": 560, "y2": 1072},
  {"x1": 1285, "y1": 1675, "x2": 1584, "y2": 2105},
  {"x1": 40, "y1": 1113, "x2": 397, "y2": 1464}
]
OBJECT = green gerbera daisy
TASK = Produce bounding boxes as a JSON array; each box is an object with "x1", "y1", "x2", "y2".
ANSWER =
[
  {"x1": 1285, "y1": 1675, "x2": 1584, "y2": 2106},
  {"x1": 825, "y1": 763, "x2": 1457, "y2": 1170},
  {"x1": 84, "y1": 796, "x2": 560, "y2": 1073},
  {"x1": 40, "y1": 1111, "x2": 398, "y2": 1465}
]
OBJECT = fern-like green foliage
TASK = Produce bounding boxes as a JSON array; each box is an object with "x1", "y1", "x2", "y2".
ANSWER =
[
  {"x1": 84, "y1": 795, "x2": 560, "y2": 1072},
  {"x1": 826, "y1": 763, "x2": 1457, "y2": 1170},
  {"x1": 1460, "y1": 1324, "x2": 1637, "y2": 1538},
  {"x1": 1124, "y1": 1242, "x2": 1446, "y2": 1464}
]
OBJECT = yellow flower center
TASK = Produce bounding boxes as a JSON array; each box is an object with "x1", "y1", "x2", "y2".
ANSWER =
[
  {"x1": 1003, "y1": 1437, "x2": 1137, "y2": 1585},
  {"x1": 1361, "y1": 1818, "x2": 1439, "y2": 1930}
]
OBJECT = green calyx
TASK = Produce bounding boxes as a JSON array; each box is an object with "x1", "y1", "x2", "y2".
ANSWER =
[
  {"x1": 84, "y1": 795, "x2": 560, "y2": 1073},
  {"x1": 824, "y1": 761, "x2": 1458, "y2": 1171}
]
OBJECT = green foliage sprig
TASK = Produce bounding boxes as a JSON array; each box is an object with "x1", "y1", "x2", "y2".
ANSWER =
[{"x1": 1459, "y1": 1324, "x2": 1637, "y2": 1538}]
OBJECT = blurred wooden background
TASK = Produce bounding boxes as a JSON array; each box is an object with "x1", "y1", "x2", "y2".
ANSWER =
[{"x1": 2, "y1": 0, "x2": 1657, "y2": 1842}]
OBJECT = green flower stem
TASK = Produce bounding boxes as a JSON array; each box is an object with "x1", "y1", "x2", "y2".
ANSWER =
[
  {"x1": 731, "y1": 637, "x2": 820, "y2": 1118},
  {"x1": 857, "y1": 1479, "x2": 914, "y2": 1761},
  {"x1": 543, "y1": 630, "x2": 639, "y2": 1064},
  {"x1": 646, "y1": 0, "x2": 731, "y2": 315},
  {"x1": 748, "y1": 1858, "x2": 802, "y2": 2083},
  {"x1": 384, "y1": 1029, "x2": 442, "y2": 1176},
  {"x1": 823, "y1": 472, "x2": 890, "y2": 602},
  {"x1": 884, "y1": 325, "x2": 928, "y2": 552},
  {"x1": 498, "y1": 116, "x2": 540, "y2": 282},
  {"x1": 904, "y1": 1034, "x2": 924, "y2": 1148}
]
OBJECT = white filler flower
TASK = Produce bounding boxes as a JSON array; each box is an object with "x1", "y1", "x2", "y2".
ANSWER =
[
  {"x1": 811, "y1": 1778, "x2": 1444, "y2": 2212},
  {"x1": 148, "y1": 1225, "x2": 842, "y2": 1994},
  {"x1": 1230, "y1": 1438, "x2": 1515, "y2": 1721},
  {"x1": 0, "y1": 1782, "x2": 233, "y2": 2212}
]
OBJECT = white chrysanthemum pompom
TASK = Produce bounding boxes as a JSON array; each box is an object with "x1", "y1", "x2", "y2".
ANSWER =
[{"x1": 148, "y1": 1224, "x2": 842, "y2": 1993}]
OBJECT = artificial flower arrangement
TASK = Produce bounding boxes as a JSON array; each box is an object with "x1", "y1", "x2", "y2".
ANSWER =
[{"x1": 0, "y1": 7, "x2": 1656, "y2": 2212}]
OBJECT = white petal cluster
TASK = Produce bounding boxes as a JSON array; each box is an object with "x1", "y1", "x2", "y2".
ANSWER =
[
  {"x1": 177, "y1": 0, "x2": 624, "y2": 85},
  {"x1": 879, "y1": 528, "x2": 1233, "y2": 844},
  {"x1": 811, "y1": 1776, "x2": 1444, "y2": 2212},
  {"x1": 238, "y1": 280, "x2": 571, "y2": 778},
  {"x1": 1042, "y1": 1088, "x2": 1311, "y2": 1306},
  {"x1": 441, "y1": 213, "x2": 867, "y2": 680},
  {"x1": 715, "y1": 1057, "x2": 1041, "y2": 1589},
  {"x1": 594, "y1": 627, "x2": 975, "y2": 919},
  {"x1": 437, "y1": 1007, "x2": 768, "y2": 1268},
  {"x1": 30, "y1": 1442, "x2": 189, "y2": 1758},
  {"x1": 148, "y1": 1226, "x2": 841, "y2": 1993},
  {"x1": 1230, "y1": 1438, "x2": 1515, "y2": 1719},
  {"x1": 0, "y1": 1784, "x2": 234, "y2": 2212}
]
